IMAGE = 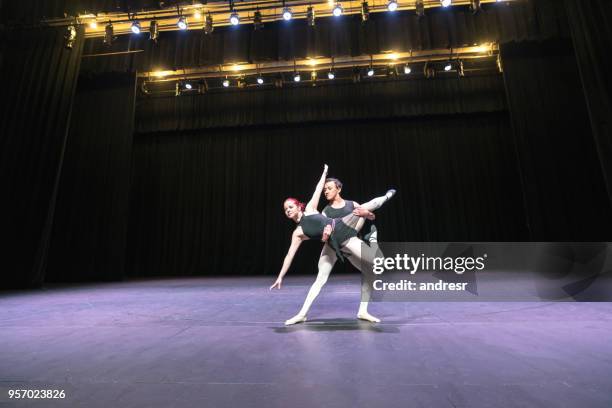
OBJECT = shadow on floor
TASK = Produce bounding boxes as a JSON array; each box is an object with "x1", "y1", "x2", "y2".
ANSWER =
[{"x1": 271, "y1": 318, "x2": 401, "y2": 333}]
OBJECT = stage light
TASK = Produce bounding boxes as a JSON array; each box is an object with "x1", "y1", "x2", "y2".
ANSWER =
[
  {"x1": 361, "y1": 1, "x2": 370, "y2": 21},
  {"x1": 194, "y1": 10, "x2": 202, "y2": 19},
  {"x1": 444, "y1": 62, "x2": 452, "y2": 71},
  {"x1": 458, "y1": 60, "x2": 465, "y2": 77},
  {"x1": 149, "y1": 20, "x2": 159, "y2": 41},
  {"x1": 223, "y1": 79, "x2": 230, "y2": 87},
  {"x1": 328, "y1": 71, "x2": 335, "y2": 79},
  {"x1": 89, "y1": 20, "x2": 98, "y2": 29},
  {"x1": 404, "y1": 64, "x2": 411, "y2": 74},
  {"x1": 367, "y1": 67, "x2": 374, "y2": 76},
  {"x1": 470, "y1": 0, "x2": 482, "y2": 13},
  {"x1": 230, "y1": 10, "x2": 240, "y2": 25},
  {"x1": 441, "y1": 0, "x2": 451, "y2": 7},
  {"x1": 177, "y1": 16, "x2": 187, "y2": 30},
  {"x1": 254, "y1": 10, "x2": 263, "y2": 30},
  {"x1": 307, "y1": 6, "x2": 316, "y2": 26},
  {"x1": 204, "y1": 13, "x2": 214, "y2": 34},
  {"x1": 104, "y1": 22, "x2": 114, "y2": 45},
  {"x1": 131, "y1": 20, "x2": 141, "y2": 34},
  {"x1": 64, "y1": 25, "x2": 77, "y2": 49},
  {"x1": 177, "y1": 81, "x2": 195, "y2": 95},
  {"x1": 282, "y1": 7, "x2": 293, "y2": 21},
  {"x1": 415, "y1": 0, "x2": 425, "y2": 17},
  {"x1": 311, "y1": 71, "x2": 318, "y2": 81},
  {"x1": 294, "y1": 72, "x2": 301, "y2": 82},
  {"x1": 387, "y1": 0, "x2": 398, "y2": 12},
  {"x1": 257, "y1": 76, "x2": 264, "y2": 84},
  {"x1": 332, "y1": 3, "x2": 343, "y2": 17},
  {"x1": 151, "y1": 70, "x2": 169, "y2": 78}
]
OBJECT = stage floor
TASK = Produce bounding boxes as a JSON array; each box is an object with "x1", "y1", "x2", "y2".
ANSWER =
[{"x1": 1, "y1": 276, "x2": 612, "y2": 408}]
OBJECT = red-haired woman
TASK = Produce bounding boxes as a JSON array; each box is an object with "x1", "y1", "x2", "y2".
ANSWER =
[{"x1": 270, "y1": 164, "x2": 396, "y2": 325}]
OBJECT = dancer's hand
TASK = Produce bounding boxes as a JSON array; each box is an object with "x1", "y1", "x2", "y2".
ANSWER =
[
  {"x1": 270, "y1": 277, "x2": 283, "y2": 290},
  {"x1": 353, "y1": 206, "x2": 375, "y2": 220},
  {"x1": 323, "y1": 164, "x2": 328, "y2": 175},
  {"x1": 321, "y1": 224, "x2": 332, "y2": 242}
]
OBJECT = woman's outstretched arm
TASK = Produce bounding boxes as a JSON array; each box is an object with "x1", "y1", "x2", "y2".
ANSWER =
[
  {"x1": 270, "y1": 229, "x2": 304, "y2": 289},
  {"x1": 305, "y1": 164, "x2": 328, "y2": 213}
]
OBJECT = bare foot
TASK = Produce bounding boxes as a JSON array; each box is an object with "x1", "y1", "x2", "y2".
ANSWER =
[
  {"x1": 285, "y1": 314, "x2": 307, "y2": 326},
  {"x1": 357, "y1": 312, "x2": 381, "y2": 323}
]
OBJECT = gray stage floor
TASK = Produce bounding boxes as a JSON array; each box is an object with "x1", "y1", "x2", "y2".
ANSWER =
[{"x1": 1, "y1": 276, "x2": 612, "y2": 408}]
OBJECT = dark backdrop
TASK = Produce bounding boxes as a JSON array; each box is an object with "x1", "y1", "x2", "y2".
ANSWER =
[
  {"x1": 564, "y1": 0, "x2": 612, "y2": 205},
  {"x1": 46, "y1": 72, "x2": 136, "y2": 282},
  {"x1": 128, "y1": 111, "x2": 526, "y2": 277},
  {"x1": 501, "y1": 39, "x2": 612, "y2": 240},
  {"x1": 127, "y1": 73, "x2": 527, "y2": 277}
]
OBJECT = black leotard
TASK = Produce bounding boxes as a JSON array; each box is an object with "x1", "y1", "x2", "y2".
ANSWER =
[
  {"x1": 298, "y1": 213, "x2": 332, "y2": 241},
  {"x1": 298, "y1": 212, "x2": 358, "y2": 262}
]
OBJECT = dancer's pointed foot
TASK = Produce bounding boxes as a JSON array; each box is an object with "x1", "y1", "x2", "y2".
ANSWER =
[
  {"x1": 357, "y1": 312, "x2": 381, "y2": 323},
  {"x1": 385, "y1": 189, "x2": 397, "y2": 200},
  {"x1": 285, "y1": 314, "x2": 307, "y2": 326},
  {"x1": 364, "y1": 225, "x2": 377, "y2": 243}
]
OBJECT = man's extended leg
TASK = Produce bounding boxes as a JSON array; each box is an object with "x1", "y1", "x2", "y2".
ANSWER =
[{"x1": 343, "y1": 237, "x2": 382, "y2": 323}]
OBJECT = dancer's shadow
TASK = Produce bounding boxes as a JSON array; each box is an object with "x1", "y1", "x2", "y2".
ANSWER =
[{"x1": 271, "y1": 318, "x2": 400, "y2": 333}]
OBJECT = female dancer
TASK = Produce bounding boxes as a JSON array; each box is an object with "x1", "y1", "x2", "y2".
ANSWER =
[{"x1": 269, "y1": 164, "x2": 395, "y2": 325}]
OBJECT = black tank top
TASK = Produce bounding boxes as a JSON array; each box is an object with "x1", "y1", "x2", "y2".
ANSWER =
[
  {"x1": 322, "y1": 200, "x2": 355, "y2": 219},
  {"x1": 298, "y1": 213, "x2": 332, "y2": 240}
]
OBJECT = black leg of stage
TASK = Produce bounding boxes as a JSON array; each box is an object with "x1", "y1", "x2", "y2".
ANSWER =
[{"x1": 2, "y1": 276, "x2": 612, "y2": 407}]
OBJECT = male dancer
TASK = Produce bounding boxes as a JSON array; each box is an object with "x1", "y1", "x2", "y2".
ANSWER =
[{"x1": 284, "y1": 177, "x2": 382, "y2": 325}]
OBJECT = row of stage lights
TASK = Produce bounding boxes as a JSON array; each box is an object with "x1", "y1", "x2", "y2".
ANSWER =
[
  {"x1": 90, "y1": 0, "x2": 506, "y2": 45},
  {"x1": 167, "y1": 60, "x2": 469, "y2": 95}
]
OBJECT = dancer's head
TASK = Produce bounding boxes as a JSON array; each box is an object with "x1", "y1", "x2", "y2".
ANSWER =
[
  {"x1": 324, "y1": 178, "x2": 343, "y2": 202},
  {"x1": 283, "y1": 198, "x2": 305, "y2": 221}
]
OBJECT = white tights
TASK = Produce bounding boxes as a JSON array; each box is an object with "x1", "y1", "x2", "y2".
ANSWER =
[{"x1": 288, "y1": 194, "x2": 389, "y2": 322}]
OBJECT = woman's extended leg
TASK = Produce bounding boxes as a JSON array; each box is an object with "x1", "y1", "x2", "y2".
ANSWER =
[
  {"x1": 285, "y1": 244, "x2": 337, "y2": 325},
  {"x1": 341, "y1": 190, "x2": 396, "y2": 230},
  {"x1": 360, "y1": 189, "x2": 396, "y2": 211}
]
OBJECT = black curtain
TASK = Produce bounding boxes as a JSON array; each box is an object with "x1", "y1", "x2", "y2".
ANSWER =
[
  {"x1": 46, "y1": 72, "x2": 136, "y2": 282},
  {"x1": 128, "y1": 111, "x2": 526, "y2": 277},
  {"x1": 0, "y1": 26, "x2": 84, "y2": 288},
  {"x1": 564, "y1": 0, "x2": 612, "y2": 205},
  {"x1": 136, "y1": 75, "x2": 506, "y2": 132},
  {"x1": 79, "y1": 0, "x2": 569, "y2": 74},
  {"x1": 501, "y1": 39, "x2": 612, "y2": 240}
]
